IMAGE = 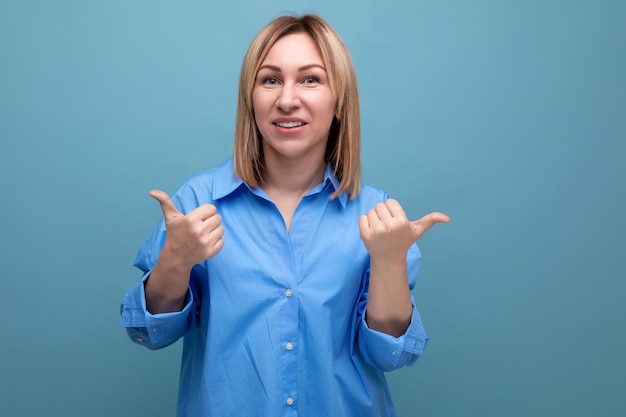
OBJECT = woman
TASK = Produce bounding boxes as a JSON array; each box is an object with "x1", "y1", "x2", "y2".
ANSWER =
[{"x1": 121, "y1": 14, "x2": 449, "y2": 417}]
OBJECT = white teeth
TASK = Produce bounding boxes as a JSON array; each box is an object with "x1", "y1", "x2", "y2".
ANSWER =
[{"x1": 276, "y1": 121, "x2": 304, "y2": 128}]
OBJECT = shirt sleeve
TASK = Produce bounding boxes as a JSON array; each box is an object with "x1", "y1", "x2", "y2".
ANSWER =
[
  {"x1": 356, "y1": 243, "x2": 429, "y2": 372},
  {"x1": 120, "y1": 271, "x2": 196, "y2": 350},
  {"x1": 120, "y1": 206, "x2": 198, "y2": 350}
]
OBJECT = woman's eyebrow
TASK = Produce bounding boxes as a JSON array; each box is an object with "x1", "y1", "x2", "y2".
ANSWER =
[{"x1": 258, "y1": 63, "x2": 327, "y2": 72}]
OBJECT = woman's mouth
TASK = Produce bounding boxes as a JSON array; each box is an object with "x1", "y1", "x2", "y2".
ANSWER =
[{"x1": 274, "y1": 121, "x2": 306, "y2": 128}]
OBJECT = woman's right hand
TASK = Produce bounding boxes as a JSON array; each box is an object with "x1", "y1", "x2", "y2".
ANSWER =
[
  {"x1": 144, "y1": 190, "x2": 224, "y2": 313},
  {"x1": 150, "y1": 190, "x2": 225, "y2": 269}
]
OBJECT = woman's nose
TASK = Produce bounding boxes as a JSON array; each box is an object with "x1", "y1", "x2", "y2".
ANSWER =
[{"x1": 276, "y1": 84, "x2": 300, "y2": 111}]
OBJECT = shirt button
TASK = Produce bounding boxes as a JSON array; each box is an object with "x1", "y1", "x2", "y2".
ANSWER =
[
  {"x1": 285, "y1": 289, "x2": 293, "y2": 297},
  {"x1": 285, "y1": 342, "x2": 294, "y2": 351},
  {"x1": 136, "y1": 337, "x2": 144, "y2": 343},
  {"x1": 286, "y1": 397, "x2": 294, "y2": 406}
]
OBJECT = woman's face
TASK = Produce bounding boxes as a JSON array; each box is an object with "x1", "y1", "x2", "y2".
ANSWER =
[{"x1": 253, "y1": 33, "x2": 337, "y2": 165}]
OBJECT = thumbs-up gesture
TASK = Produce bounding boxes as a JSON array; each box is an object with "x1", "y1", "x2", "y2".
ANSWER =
[
  {"x1": 150, "y1": 190, "x2": 225, "y2": 269},
  {"x1": 359, "y1": 199, "x2": 449, "y2": 261}
]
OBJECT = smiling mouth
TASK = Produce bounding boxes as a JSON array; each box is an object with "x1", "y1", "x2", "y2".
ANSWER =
[{"x1": 274, "y1": 121, "x2": 306, "y2": 128}]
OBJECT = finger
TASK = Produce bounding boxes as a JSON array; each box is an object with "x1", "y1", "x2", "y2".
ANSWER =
[
  {"x1": 411, "y1": 212, "x2": 451, "y2": 234},
  {"x1": 200, "y1": 223, "x2": 225, "y2": 245},
  {"x1": 202, "y1": 225, "x2": 225, "y2": 258},
  {"x1": 358, "y1": 214, "x2": 372, "y2": 238},
  {"x1": 367, "y1": 208, "x2": 383, "y2": 228},
  {"x1": 374, "y1": 202, "x2": 393, "y2": 222},
  {"x1": 200, "y1": 213, "x2": 222, "y2": 232},
  {"x1": 384, "y1": 198, "x2": 407, "y2": 219},
  {"x1": 149, "y1": 190, "x2": 181, "y2": 219},
  {"x1": 191, "y1": 203, "x2": 218, "y2": 221},
  {"x1": 210, "y1": 236, "x2": 225, "y2": 257}
]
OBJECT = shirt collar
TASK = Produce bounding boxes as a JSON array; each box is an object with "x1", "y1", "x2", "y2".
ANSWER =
[
  {"x1": 211, "y1": 158, "x2": 348, "y2": 207},
  {"x1": 211, "y1": 158, "x2": 245, "y2": 200},
  {"x1": 322, "y1": 162, "x2": 348, "y2": 208}
]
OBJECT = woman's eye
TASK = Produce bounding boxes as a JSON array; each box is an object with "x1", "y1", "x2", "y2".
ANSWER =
[
  {"x1": 304, "y1": 76, "x2": 320, "y2": 84},
  {"x1": 263, "y1": 77, "x2": 279, "y2": 85}
]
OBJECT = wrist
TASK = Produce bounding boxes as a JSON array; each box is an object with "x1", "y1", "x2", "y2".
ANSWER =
[
  {"x1": 157, "y1": 245, "x2": 196, "y2": 274},
  {"x1": 369, "y1": 253, "x2": 408, "y2": 275}
]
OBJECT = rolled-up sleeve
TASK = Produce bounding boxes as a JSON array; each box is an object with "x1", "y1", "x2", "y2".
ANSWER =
[
  {"x1": 120, "y1": 272, "x2": 194, "y2": 350},
  {"x1": 357, "y1": 243, "x2": 427, "y2": 371},
  {"x1": 358, "y1": 298, "x2": 428, "y2": 371}
]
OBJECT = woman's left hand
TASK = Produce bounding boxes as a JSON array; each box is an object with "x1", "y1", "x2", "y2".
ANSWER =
[{"x1": 359, "y1": 199, "x2": 450, "y2": 260}]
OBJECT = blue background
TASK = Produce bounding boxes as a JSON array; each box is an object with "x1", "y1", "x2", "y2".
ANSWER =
[{"x1": 1, "y1": 0, "x2": 624, "y2": 416}]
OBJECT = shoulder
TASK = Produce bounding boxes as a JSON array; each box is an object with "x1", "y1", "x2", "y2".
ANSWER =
[
  {"x1": 179, "y1": 158, "x2": 234, "y2": 187},
  {"x1": 171, "y1": 158, "x2": 241, "y2": 212},
  {"x1": 358, "y1": 181, "x2": 387, "y2": 199},
  {"x1": 339, "y1": 181, "x2": 388, "y2": 214},
  {"x1": 353, "y1": 181, "x2": 388, "y2": 205}
]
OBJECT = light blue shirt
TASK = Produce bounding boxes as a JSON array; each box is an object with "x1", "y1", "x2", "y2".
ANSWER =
[{"x1": 120, "y1": 158, "x2": 427, "y2": 417}]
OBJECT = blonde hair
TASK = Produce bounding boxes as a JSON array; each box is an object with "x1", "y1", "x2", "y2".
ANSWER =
[{"x1": 233, "y1": 14, "x2": 361, "y2": 199}]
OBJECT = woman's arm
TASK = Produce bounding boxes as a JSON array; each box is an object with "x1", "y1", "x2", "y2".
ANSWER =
[
  {"x1": 145, "y1": 190, "x2": 224, "y2": 314},
  {"x1": 359, "y1": 199, "x2": 449, "y2": 337}
]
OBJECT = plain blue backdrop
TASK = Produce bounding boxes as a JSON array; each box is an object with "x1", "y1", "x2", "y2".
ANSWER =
[{"x1": 1, "y1": 0, "x2": 624, "y2": 416}]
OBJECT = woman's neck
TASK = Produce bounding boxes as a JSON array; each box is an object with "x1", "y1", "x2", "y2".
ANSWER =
[
  {"x1": 261, "y1": 155, "x2": 326, "y2": 199},
  {"x1": 260, "y1": 154, "x2": 326, "y2": 233}
]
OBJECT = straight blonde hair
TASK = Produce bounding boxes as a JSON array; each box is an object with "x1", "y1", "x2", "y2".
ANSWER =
[{"x1": 233, "y1": 14, "x2": 361, "y2": 199}]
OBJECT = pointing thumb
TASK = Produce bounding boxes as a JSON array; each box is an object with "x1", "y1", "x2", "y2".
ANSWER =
[{"x1": 149, "y1": 190, "x2": 181, "y2": 219}]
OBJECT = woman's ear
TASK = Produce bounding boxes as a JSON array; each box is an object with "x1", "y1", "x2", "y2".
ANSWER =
[{"x1": 334, "y1": 99, "x2": 341, "y2": 120}]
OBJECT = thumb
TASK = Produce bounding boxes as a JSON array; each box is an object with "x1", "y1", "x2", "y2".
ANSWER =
[
  {"x1": 410, "y1": 212, "x2": 450, "y2": 238},
  {"x1": 149, "y1": 190, "x2": 181, "y2": 220}
]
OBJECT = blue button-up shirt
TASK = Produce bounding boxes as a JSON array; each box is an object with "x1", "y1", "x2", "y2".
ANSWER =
[{"x1": 120, "y1": 158, "x2": 427, "y2": 417}]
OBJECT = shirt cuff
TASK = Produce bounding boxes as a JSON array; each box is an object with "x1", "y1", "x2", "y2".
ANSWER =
[
  {"x1": 120, "y1": 272, "x2": 194, "y2": 348},
  {"x1": 359, "y1": 298, "x2": 428, "y2": 371}
]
